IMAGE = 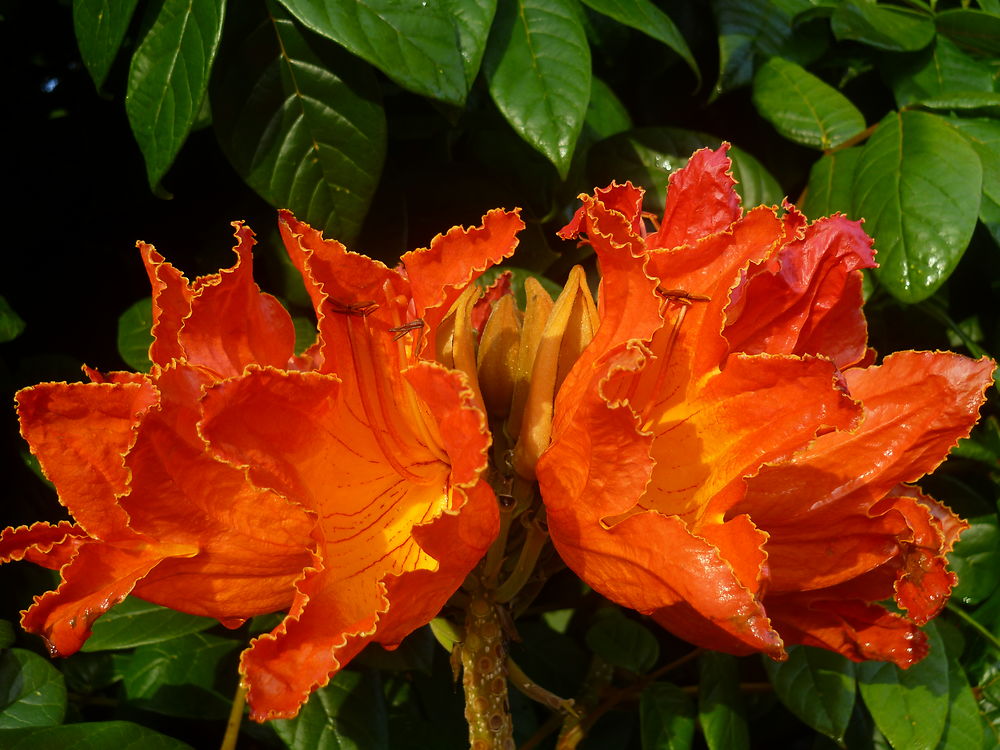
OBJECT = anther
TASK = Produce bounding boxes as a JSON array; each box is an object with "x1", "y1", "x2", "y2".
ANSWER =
[
  {"x1": 326, "y1": 298, "x2": 380, "y2": 317},
  {"x1": 389, "y1": 318, "x2": 425, "y2": 340}
]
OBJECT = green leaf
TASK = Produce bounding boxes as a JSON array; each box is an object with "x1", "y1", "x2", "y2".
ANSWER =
[
  {"x1": 0, "y1": 649, "x2": 66, "y2": 729},
  {"x1": 711, "y1": 0, "x2": 827, "y2": 95},
  {"x1": 0, "y1": 295, "x2": 26, "y2": 343},
  {"x1": 831, "y1": 1, "x2": 935, "y2": 52},
  {"x1": 582, "y1": 76, "x2": 633, "y2": 144},
  {"x1": 853, "y1": 110, "x2": 982, "y2": 302},
  {"x1": 886, "y1": 36, "x2": 995, "y2": 109},
  {"x1": 801, "y1": 147, "x2": 863, "y2": 218},
  {"x1": 117, "y1": 632, "x2": 240, "y2": 719},
  {"x1": 274, "y1": 0, "x2": 474, "y2": 105},
  {"x1": 125, "y1": 0, "x2": 225, "y2": 190},
  {"x1": 578, "y1": 0, "x2": 698, "y2": 83},
  {"x1": 587, "y1": 127, "x2": 783, "y2": 213},
  {"x1": 764, "y1": 646, "x2": 856, "y2": 743},
  {"x1": 752, "y1": 57, "x2": 865, "y2": 150},
  {"x1": 440, "y1": 0, "x2": 499, "y2": 89},
  {"x1": 945, "y1": 117, "x2": 1000, "y2": 241},
  {"x1": 698, "y1": 652, "x2": 749, "y2": 750},
  {"x1": 273, "y1": 669, "x2": 388, "y2": 750},
  {"x1": 858, "y1": 622, "x2": 950, "y2": 750},
  {"x1": 936, "y1": 651, "x2": 985, "y2": 749},
  {"x1": 950, "y1": 514, "x2": 1000, "y2": 606},
  {"x1": 0, "y1": 621, "x2": 13, "y2": 650},
  {"x1": 212, "y1": 7, "x2": 386, "y2": 244},
  {"x1": 483, "y1": 0, "x2": 591, "y2": 179},
  {"x1": 82, "y1": 597, "x2": 215, "y2": 652},
  {"x1": 117, "y1": 297, "x2": 153, "y2": 372},
  {"x1": 72, "y1": 0, "x2": 141, "y2": 90},
  {"x1": 585, "y1": 613, "x2": 659, "y2": 674},
  {"x1": 936, "y1": 9, "x2": 1000, "y2": 57},
  {"x1": 0, "y1": 721, "x2": 194, "y2": 749},
  {"x1": 640, "y1": 682, "x2": 695, "y2": 750}
]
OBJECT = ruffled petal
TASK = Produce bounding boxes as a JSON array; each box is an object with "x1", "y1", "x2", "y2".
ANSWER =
[
  {"x1": 178, "y1": 223, "x2": 296, "y2": 377},
  {"x1": 647, "y1": 145, "x2": 743, "y2": 251},
  {"x1": 21, "y1": 539, "x2": 197, "y2": 656},
  {"x1": 558, "y1": 182, "x2": 646, "y2": 240},
  {"x1": 16, "y1": 381, "x2": 158, "y2": 539},
  {"x1": 725, "y1": 214, "x2": 875, "y2": 369},
  {"x1": 139, "y1": 242, "x2": 193, "y2": 367},
  {"x1": 0, "y1": 521, "x2": 88, "y2": 569},
  {"x1": 399, "y1": 208, "x2": 523, "y2": 335}
]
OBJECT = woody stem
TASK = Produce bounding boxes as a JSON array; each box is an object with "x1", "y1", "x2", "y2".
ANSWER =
[{"x1": 461, "y1": 575, "x2": 514, "y2": 750}]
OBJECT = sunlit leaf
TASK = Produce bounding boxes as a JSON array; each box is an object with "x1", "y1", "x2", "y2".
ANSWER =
[
  {"x1": 945, "y1": 117, "x2": 1000, "y2": 246},
  {"x1": 752, "y1": 57, "x2": 865, "y2": 149},
  {"x1": 585, "y1": 613, "x2": 659, "y2": 674},
  {"x1": 579, "y1": 0, "x2": 698, "y2": 83},
  {"x1": 117, "y1": 297, "x2": 153, "y2": 372},
  {"x1": 72, "y1": 0, "x2": 141, "y2": 90},
  {"x1": 0, "y1": 722, "x2": 194, "y2": 749},
  {"x1": 125, "y1": 0, "x2": 225, "y2": 190},
  {"x1": 858, "y1": 622, "x2": 949, "y2": 750},
  {"x1": 0, "y1": 649, "x2": 66, "y2": 728},
  {"x1": 212, "y1": 6, "x2": 386, "y2": 244},
  {"x1": 698, "y1": 652, "x2": 749, "y2": 750},
  {"x1": 831, "y1": 1, "x2": 935, "y2": 51},
  {"x1": 853, "y1": 110, "x2": 981, "y2": 302},
  {"x1": 483, "y1": 0, "x2": 591, "y2": 178},
  {"x1": 764, "y1": 646, "x2": 856, "y2": 743},
  {"x1": 886, "y1": 36, "x2": 995, "y2": 108},
  {"x1": 275, "y1": 0, "x2": 472, "y2": 105},
  {"x1": 82, "y1": 597, "x2": 214, "y2": 652},
  {"x1": 0, "y1": 295, "x2": 26, "y2": 343},
  {"x1": 273, "y1": 669, "x2": 388, "y2": 750},
  {"x1": 641, "y1": 682, "x2": 695, "y2": 750},
  {"x1": 801, "y1": 147, "x2": 862, "y2": 218}
]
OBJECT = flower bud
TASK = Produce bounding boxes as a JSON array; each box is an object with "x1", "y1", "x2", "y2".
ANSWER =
[
  {"x1": 476, "y1": 294, "x2": 521, "y2": 419},
  {"x1": 513, "y1": 266, "x2": 598, "y2": 479}
]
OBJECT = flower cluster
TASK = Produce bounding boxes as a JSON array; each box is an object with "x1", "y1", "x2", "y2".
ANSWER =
[{"x1": 2, "y1": 146, "x2": 992, "y2": 720}]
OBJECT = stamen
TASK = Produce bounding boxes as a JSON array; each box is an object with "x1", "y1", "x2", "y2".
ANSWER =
[
  {"x1": 327, "y1": 299, "x2": 380, "y2": 317},
  {"x1": 389, "y1": 318, "x2": 426, "y2": 341}
]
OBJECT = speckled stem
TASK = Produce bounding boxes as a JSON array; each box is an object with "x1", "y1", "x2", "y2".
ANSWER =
[{"x1": 461, "y1": 581, "x2": 514, "y2": 750}]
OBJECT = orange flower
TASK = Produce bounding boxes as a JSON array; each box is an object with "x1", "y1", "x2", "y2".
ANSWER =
[
  {"x1": 2, "y1": 208, "x2": 523, "y2": 719},
  {"x1": 542, "y1": 146, "x2": 993, "y2": 667}
]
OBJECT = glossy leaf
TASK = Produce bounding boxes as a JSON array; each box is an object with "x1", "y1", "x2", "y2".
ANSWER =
[
  {"x1": 579, "y1": 0, "x2": 698, "y2": 83},
  {"x1": 946, "y1": 117, "x2": 1000, "y2": 242},
  {"x1": 275, "y1": 0, "x2": 472, "y2": 105},
  {"x1": 853, "y1": 110, "x2": 982, "y2": 302},
  {"x1": 698, "y1": 652, "x2": 749, "y2": 750},
  {"x1": 936, "y1": 650, "x2": 985, "y2": 750},
  {"x1": 483, "y1": 0, "x2": 591, "y2": 178},
  {"x1": 117, "y1": 633, "x2": 240, "y2": 718},
  {"x1": 585, "y1": 613, "x2": 659, "y2": 674},
  {"x1": 582, "y1": 77, "x2": 633, "y2": 144},
  {"x1": 440, "y1": 0, "x2": 498, "y2": 89},
  {"x1": 858, "y1": 622, "x2": 949, "y2": 750},
  {"x1": 212, "y1": 8, "x2": 386, "y2": 244},
  {"x1": 937, "y1": 9, "x2": 1000, "y2": 57},
  {"x1": 752, "y1": 57, "x2": 865, "y2": 150},
  {"x1": 117, "y1": 297, "x2": 153, "y2": 372},
  {"x1": 950, "y1": 514, "x2": 1000, "y2": 605},
  {"x1": 272, "y1": 668, "x2": 388, "y2": 750},
  {"x1": 831, "y1": 1, "x2": 935, "y2": 52},
  {"x1": 0, "y1": 295, "x2": 26, "y2": 343},
  {"x1": 886, "y1": 36, "x2": 995, "y2": 109},
  {"x1": 125, "y1": 0, "x2": 225, "y2": 190},
  {"x1": 0, "y1": 722, "x2": 194, "y2": 749},
  {"x1": 640, "y1": 682, "x2": 695, "y2": 750},
  {"x1": 711, "y1": 0, "x2": 823, "y2": 95},
  {"x1": 764, "y1": 646, "x2": 856, "y2": 743},
  {"x1": 81, "y1": 597, "x2": 215, "y2": 652},
  {"x1": 72, "y1": 0, "x2": 141, "y2": 89},
  {"x1": 587, "y1": 127, "x2": 783, "y2": 212},
  {"x1": 801, "y1": 147, "x2": 862, "y2": 218},
  {"x1": 0, "y1": 649, "x2": 66, "y2": 728}
]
